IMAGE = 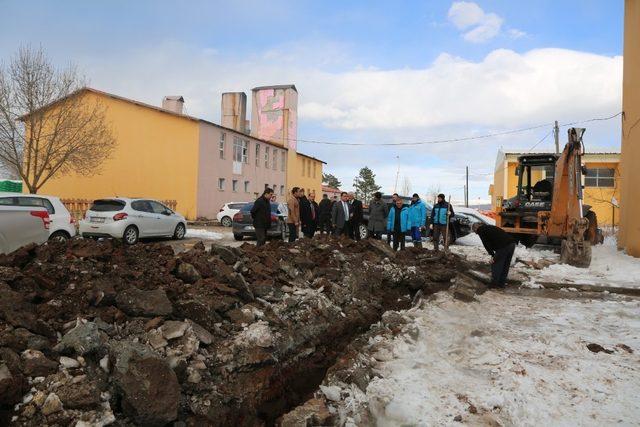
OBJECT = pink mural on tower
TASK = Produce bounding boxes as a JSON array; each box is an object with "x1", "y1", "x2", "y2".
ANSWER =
[{"x1": 251, "y1": 85, "x2": 298, "y2": 151}]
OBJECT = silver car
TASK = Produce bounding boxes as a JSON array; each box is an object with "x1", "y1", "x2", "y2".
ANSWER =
[
  {"x1": 79, "y1": 198, "x2": 187, "y2": 245},
  {"x1": 0, "y1": 205, "x2": 50, "y2": 254}
]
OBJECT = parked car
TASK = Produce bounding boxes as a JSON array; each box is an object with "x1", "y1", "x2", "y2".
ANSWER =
[
  {"x1": 0, "y1": 192, "x2": 77, "y2": 241},
  {"x1": 232, "y1": 202, "x2": 287, "y2": 241},
  {"x1": 0, "y1": 205, "x2": 50, "y2": 254},
  {"x1": 453, "y1": 206, "x2": 496, "y2": 226},
  {"x1": 217, "y1": 202, "x2": 249, "y2": 227},
  {"x1": 79, "y1": 198, "x2": 187, "y2": 245}
]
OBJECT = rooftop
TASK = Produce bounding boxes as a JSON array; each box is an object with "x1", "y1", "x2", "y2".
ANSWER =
[{"x1": 251, "y1": 84, "x2": 297, "y2": 92}]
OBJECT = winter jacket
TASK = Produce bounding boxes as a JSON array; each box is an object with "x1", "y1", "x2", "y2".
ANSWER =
[
  {"x1": 351, "y1": 199, "x2": 363, "y2": 222},
  {"x1": 476, "y1": 224, "x2": 516, "y2": 256},
  {"x1": 286, "y1": 195, "x2": 300, "y2": 224},
  {"x1": 431, "y1": 201, "x2": 454, "y2": 225},
  {"x1": 387, "y1": 205, "x2": 410, "y2": 232},
  {"x1": 250, "y1": 196, "x2": 272, "y2": 229},
  {"x1": 408, "y1": 199, "x2": 427, "y2": 228},
  {"x1": 367, "y1": 199, "x2": 388, "y2": 232},
  {"x1": 318, "y1": 198, "x2": 333, "y2": 220}
]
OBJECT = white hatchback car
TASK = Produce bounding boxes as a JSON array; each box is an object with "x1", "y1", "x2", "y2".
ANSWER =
[
  {"x1": 79, "y1": 198, "x2": 187, "y2": 245},
  {"x1": 0, "y1": 192, "x2": 77, "y2": 241},
  {"x1": 216, "y1": 202, "x2": 248, "y2": 227}
]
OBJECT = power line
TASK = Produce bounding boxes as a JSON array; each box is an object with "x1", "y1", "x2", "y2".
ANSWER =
[
  {"x1": 528, "y1": 130, "x2": 553, "y2": 152},
  {"x1": 283, "y1": 111, "x2": 622, "y2": 147}
]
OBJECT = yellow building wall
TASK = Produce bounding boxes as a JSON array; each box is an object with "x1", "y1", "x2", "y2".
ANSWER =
[
  {"x1": 39, "y1": 92, "x2": 201, "y2": 218},
  {"x1": 287, "y1": 153, "x2": 322, "y2": 198},
  {"x1": 620, "y1": 0, "x2": 640, "y2": 256}
]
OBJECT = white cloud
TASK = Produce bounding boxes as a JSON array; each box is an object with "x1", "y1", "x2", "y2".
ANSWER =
[
  {"x1": 447, "y1": 1, "x2": 504, "y2": 43},
  {"x1": 508, "y1": 28, "x2": 527, "y2": 39}
]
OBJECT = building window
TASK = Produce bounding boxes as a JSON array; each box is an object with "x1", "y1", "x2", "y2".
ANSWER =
[
  {"x1": 255, "y1": 144, "x2": 260, "y2": 166},
  {"x1": 265, "y1": 147, "x2": 270, "y2": 168},
  {"x1": 313, "y1": 161, "x2": 317, "y2": 179},
  {"x1": 585, "y1": 168, "x2": 615, "y2": 187},
  {"x1": 218, "y1": 178, "x2": 225, "y2": 190},
  {"x1": 273, "y1": 149, "x2": 278, "y2": 170},
  {"x1": 232, "y1": 179, "x2": 238, "y2": 192},
  {"x1": 280, "y1": 185, "x2": 284, "y2": 195},
  {"x1": 233, "y1": 137, "x2": 248, "y2": 164},
  {"x1": 264, "y1": 183, "x2": 269, "y2": 190},
  {"x1": 273, "y1": 184, "x2": 277, "y2": 192},
  {"x1": 244, "y1": 180, "x2": 250, "y2": 192},
  {"x1": 307, "y1": 160, "x2": 311, "y2": 177},
  {"x1": 302, "y1": 159, "x2": 306, "y2": 177},
  {"x1": 281, "y1": 151, "x2": 285, "y2": 171},
  {"x1": 219, "y1": 133, "x2": 226, "y2": 159}
]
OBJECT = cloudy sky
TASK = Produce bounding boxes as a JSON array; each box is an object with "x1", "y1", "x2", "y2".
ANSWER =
[{"x1": 0, "y1": 0, "x2": 623, "y2": 203}]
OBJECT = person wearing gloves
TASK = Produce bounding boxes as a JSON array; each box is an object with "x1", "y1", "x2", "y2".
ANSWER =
[
  {"x1": 408, "y1": 193, "x2": 427, "y2": 248},
  {"x1": 387, "y1": 197, "x2": 410, "y2": 251}
]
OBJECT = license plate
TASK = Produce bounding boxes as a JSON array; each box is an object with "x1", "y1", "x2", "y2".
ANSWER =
[{"x1": 90, "y1": 217, "x2": 105, "y2": 223}]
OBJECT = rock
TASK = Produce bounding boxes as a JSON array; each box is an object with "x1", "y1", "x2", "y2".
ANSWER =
[
  {"x1": 147, "y1": 329, "x2": 168, "y2": 349},
  {"x1": 236, "y1": 321, "x2": 273, "y2": 348},
  {"x1": 144, "y1": 317, "x2": 164, "y2": 331},
  {"x1": 210, "y1": 244, "x2": 238, "y2": 265},
  {"x1": 227, "y1": 273, "x2": 255, "y2": 302},
  {"x1": 160, "y1": 321, "x2": 188, "y2": 340},
  {"x1": 59, "y1": 356, "x2": 80, "y2": 369},
  {"x1": 41, "y1": 392, "x2": 63, "y2": 415},
  {"x1": 54, "y1": 321, "x2": 104, "y2": 355},
  {"x1": 116, "y1": 287, "x2": 173, "y2": 317},
  {"x1": 57, "y1": 380, "x2": 101, "y2": 409},
  {"x1": 99, "y1": 355, "x2": 109, "y2": 373},
  {"x1": 188, "y1": 321, "x2": 213, "y2": 345},
  {"x1": 0, "y1": 362, "x2": 24, "y2": 405},
  {"x1": 118, "y1": 357, "x2": 180, "y2": 426},
  {"x1": 176, "y1": 262, "x2": 201, "y2": 284},
  {"x1": 279, "y1": 398, "x2": 333, "y2": 427},
  {"x1": 319, "y1": 385, "x2": 341, "y2": 402},
  {"x1": 108, "y1": 340, "x2": 154, "y2": 375},
  {"x1": 21, "y1": 349, "x2": 58, "y2": 377},
  {"x1": 226, "y1": 308, "x2": 255, "y2": 325},
  {"x1": 187, "y1": 369, "x2": 201, "y2": 384},
  {"x1": 32, "y1": 390, "x2": 46, "y2": 407},
  {"x1": 587, "y1": 343, "x2": 614, "y2": 354}
]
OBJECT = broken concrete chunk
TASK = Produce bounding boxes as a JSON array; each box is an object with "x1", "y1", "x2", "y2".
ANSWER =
[
  {"x1": 176, "y1": 262, "x2": 201, "y2": 284},
  {"x1": 161, "y1": 321, "x2": 188, "y2": 340},
  {"x1": 54, "y1": 321, "x2": 104, "y2": 355},
  {"x1": 210, "y1": 244, "x2": 238, "y2": 265},
  {"x1": 41, "y1": 392, "x2": 63, "y2": 415},
  {"x1": 59, "y1": 356, "x2": 80, "y2": 369},
  {"x1": 188, "y1": 321, "x2": 213, "y2": 345},
  {"x1": 320, "y1": 385, "x2": 342, "y2": 402},
  {"x1": 147, "y1": 329, "x2": 168, "y2": 349}
]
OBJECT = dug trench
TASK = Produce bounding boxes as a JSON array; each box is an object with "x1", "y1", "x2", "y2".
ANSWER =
[{"x1": 0, "y1": 236, "x2": 485, "y2": 426}]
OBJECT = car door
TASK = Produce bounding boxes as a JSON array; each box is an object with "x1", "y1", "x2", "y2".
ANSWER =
[
  {"x1": 17, "y1": 197, "x2": 56, "y2": 235},
  {"x1": 149, "y1": 201, "x2": 175, "y2": 236},
  {"x1": 130, "y1": 200, "x2": 158, "y2": 236}
]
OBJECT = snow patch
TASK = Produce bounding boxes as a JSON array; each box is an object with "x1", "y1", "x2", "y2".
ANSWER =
[{"x1": 185, "y1": 228, "x2": 224, "y2": 240}]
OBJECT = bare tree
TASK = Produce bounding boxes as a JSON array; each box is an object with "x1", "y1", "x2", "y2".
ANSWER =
[
  {"x1": 0, "y1": 46, "x2": 115, "y2": 193},
  {"x1": 426, "y1": 184, "x2": 442, "y2": 203}
]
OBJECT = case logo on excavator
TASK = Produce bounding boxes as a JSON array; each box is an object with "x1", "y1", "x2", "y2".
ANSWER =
[{"x1": 524, "y1": 201, "x2": 547, "y2": 208}]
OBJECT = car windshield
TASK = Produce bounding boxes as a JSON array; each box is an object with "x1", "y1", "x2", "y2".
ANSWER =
[{"x1": 90, "y1": 199, "x2": 125, "y2": 212}]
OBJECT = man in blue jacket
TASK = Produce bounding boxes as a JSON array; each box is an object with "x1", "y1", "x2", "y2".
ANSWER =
[
  {"x1": 430, "y1": 193, "x2": 454, "y2": 251},
  {"x1": 408, "y1": 193, "x2": 427, "y2": 248},
  {"x1": 387, "y1": 197, "x2": 410, "y2": 251}
]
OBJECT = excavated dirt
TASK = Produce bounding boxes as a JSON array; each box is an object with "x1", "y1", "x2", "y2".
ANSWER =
[{"x1": 0, "y1": 236, "x2": 482, "y2": 426}]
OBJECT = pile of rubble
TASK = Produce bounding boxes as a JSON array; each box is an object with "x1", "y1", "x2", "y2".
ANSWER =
[{"x1": 0, "y1": 236, "x2": 483, "y2": 426}]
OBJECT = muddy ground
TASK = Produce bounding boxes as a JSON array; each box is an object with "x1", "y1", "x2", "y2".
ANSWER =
[{"x1": 0, "y1": 236, "x2": 486, "y2": 426}]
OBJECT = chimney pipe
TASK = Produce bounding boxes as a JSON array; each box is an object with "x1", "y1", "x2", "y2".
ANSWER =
[
  {"x1": 162, "y1": 96, "x2": 184, "y2": 114},
  {"x1": 221, "y1": 92, "x2": 247, "y2": 133}
]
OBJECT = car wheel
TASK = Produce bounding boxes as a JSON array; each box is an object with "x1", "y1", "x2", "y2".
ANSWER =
[
  {"x1": 173, "y1": 223, "x2": 186, "y2": 240},
  {"x1": 359, "y1": 223, "x2": 369, "y2": 240},
  {"x1": 518, "y1": 234, "x2": 537, "y2": 248},
  {"x1": 233, "y1": 233, "x2": 243, "y2": 241},
  {"x1": 123, "y1": 226, "x2": 139, "y2": 245},
  {"x1": 221, "y1": 216, "x2": 232, "y2": 227},
  {"x1": 49, "y1": 231, "x2": 70, "y2": 242}
]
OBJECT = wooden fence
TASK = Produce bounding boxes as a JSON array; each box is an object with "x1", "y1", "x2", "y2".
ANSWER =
[{"x1": 61, "y1": 198, "x2": 177, "y2": 220}]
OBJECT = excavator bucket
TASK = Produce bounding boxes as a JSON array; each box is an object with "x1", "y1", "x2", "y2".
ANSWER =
[{"x1": 560, "y1": 217, "x2": 592, "y2": 267}]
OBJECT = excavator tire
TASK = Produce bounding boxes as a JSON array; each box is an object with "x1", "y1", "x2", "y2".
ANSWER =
[{"x1": 517, "y1": 234, "x2": 538, "y2": 248}]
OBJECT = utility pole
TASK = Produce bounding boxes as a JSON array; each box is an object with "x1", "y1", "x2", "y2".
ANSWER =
[
  {"x1": 465, "y1": 166, "x2": 469, "y2": 207},
  {"x1": 554, "y1": 120, "x2": 560, "y2": 154},
  {"x1": 393, "y1": 155, "x2": 400, "y2": 193}
]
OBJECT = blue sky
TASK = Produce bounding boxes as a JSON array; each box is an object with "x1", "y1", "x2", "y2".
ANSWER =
[{"x1": 0, "y1": 0, "x2": 624, "y2": 202}]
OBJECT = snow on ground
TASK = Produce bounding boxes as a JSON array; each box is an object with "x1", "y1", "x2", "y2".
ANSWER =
[
  {"x1": 185, "y1": 228, "x2": 225, "y2": 240},
  {"x1": 343, "y1": 292, "x2": 640, "y2": 426},
  {"x1": 451, "y1": 234, "x2": 640, "y2": 289}
]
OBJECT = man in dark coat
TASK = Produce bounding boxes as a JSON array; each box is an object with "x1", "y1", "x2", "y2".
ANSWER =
[
  {"x1": 250, "y1": 188, "x2": 274, "y2": 247},
  {"x1": 348, "y1": 192, "x2": 364, "y2": 241},
  {"x1": 331, "y1": 192, "x2": 353, "y2": 237},
  {"x1": 473, "y1": 223, "x2": 517, "y2": 287},
  {"x1": 317, "y1": 194, "x2": 333, "y2": 234},
  {"x1": 300, "y1": 192, "x2": 319, "y2": 238}
]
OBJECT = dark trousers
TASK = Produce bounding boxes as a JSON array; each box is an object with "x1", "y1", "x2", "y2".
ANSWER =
[
  {"x1": 334, "y1": 221, "x2": 351, "y2": 237},
  {"x1": 387, "y1": 230, "x2": 392, "y2": 244},
  {"x1": 350, "y1": 220, "x2": 361, "y2": 240},
  {"x1": 287, "y1": 223, "x2": 298, "y2": 242},
  {"x1": 432, "y1": 224, "x2": 449, "y2": 251},
  {"x1": 492, "y1": 242, "x2": 516, "y2": 287},
  {"x1": 392, "y1": 231, "x2": 406, "y2": 251},
  {"x1": 319, "y1": 217, "x2": 332, "y2": 234},
  {"x1": 302, "y1": 222, "x2": 317, "y2": 238},
  {"x1": 370, "y1": 231, "x2": 382, "y2": 240},
  {"x1": 255, "y1": 227, "x2": 267, "y2": 246}
]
